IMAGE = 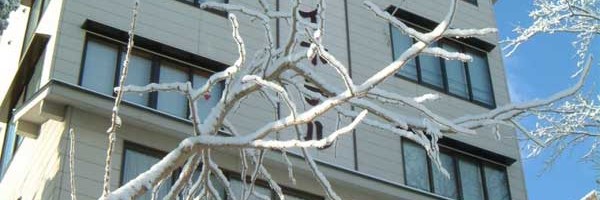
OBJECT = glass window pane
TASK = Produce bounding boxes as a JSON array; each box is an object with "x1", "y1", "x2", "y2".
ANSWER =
[
  {"x1": 229, "y1": 179, "x2": 243, "y2": 200},
  {"x1": 199, "y1": 0, "x2": 227, "y2": 5},
  {"x1": 484, "y1": 166, "x2": 510, "y2": 200},
  {"x1": 81, "y1": 40, "x2": 118, "y2": 95},
  {"x1": 25, "y1": 50, "x2": 45, "y2": 100},
  {"x1": 157, "y1": 62, "x2": 189, "y2": 118},
  {"x1": 211, "y1": 176, "x2": 226, "y2": 199},
  {"x1": 229, "y1": 179, "x2": 271, "y2": 200},
  {"x1": 443, "y1": 43, "x2": 469, "y2": 98},
  {"x1": 193, "y1": 72, "x2": 223, "y2": 121},
  {"x1": 459, "y1": 159, "x2": 484, "y2": 200},
  {"x1": 419, "y1": 42, "x2": 443, "y2": 88},
  {"x1": 432, "y1": 153, "x2": 458, "y2": 199},
  {"x1": 122, "y1": 149, "x2": 172, "y2": 200},
  {"x1": 391, "y1": 26, "x2": 418, "y2": 80},
  {"x1": 251, "y1": 184, "x2": 271, "y2": 200},
  {"x1": 24, "y1": 0, "x2": 43, "y2": 45},
  {"x1": 0, "y1": 122, "x2": 17, "y2": 179},
  {"x1": 403, "y1": 141, "x2": 430, "y2": 191},
  {"x1": 121, "y1": 52, "x2": 152, "y2": 106},
  {"x1": 467, "y1": 50, "x2": 493, "y2": 105},
  {"x1": 285, "y1": 195, "x2": 308, "y2": 200}
]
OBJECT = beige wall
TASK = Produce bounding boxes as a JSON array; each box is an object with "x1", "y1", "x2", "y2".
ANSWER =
[{"x1": 0, "y1": 118, "x2": 66, "y2": 200}]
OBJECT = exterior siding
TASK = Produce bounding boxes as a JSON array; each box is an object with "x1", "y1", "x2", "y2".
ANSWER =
[{"x1": 0, "y1": 119, "x2": 66, "y2": 200}]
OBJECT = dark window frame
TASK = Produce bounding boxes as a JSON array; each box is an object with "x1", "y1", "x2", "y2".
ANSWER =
[
  {"x1": 401, "y1": 139, "x2": 511, "y2": 200},
  {"x1": 462, "y1": 0, "x2": 478, "y2": 6},
  {"x1": 78, "y1": 33, "x2": 221, "y2": 119},
  {"x1": 174, "y1": 0, "x2": 229, "y2": 17},
  {"x1": 389, "y1": 24, "x2": 496, "y2": 109}
]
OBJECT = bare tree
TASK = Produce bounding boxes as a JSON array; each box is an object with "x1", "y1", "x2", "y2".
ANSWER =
[
  {"x1": 96, "y1": 0, "x2": 598, "y2": 199},
  {"x1": 503, "y1": 0, "x2": 600, "y2": 169}
]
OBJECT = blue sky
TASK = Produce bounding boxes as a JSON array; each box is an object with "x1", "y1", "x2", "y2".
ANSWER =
[{"x1": 494, "y1": 1, "x2": 599, "y2": 199}]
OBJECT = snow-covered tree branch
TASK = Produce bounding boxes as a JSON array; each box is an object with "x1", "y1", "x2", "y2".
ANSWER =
[
  {"x1": 503, "y1": 0, "x2": 600, "y2": 169},
  {"x1": 96, "y1": 0, "x2": 598, "y2": 199}
]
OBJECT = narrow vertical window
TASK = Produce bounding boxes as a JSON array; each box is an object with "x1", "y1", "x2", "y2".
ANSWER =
[
  {"x1": 23, "y1": 0, "x2": 44, "y2": 46},
  {"x1": 403, "y1": 141, "x2": 431, "y2": 191},
  {"x1": 459, "y1": 159, "x2": 485, "y2": 200},
  {"x1": 122, "y1": 147, "x2": 173, "y2": 200},
  {"x1": 443, "y1": 42, "x2": 469, "y2": 98},
  {"x1": 81, "y1": 39, "x2": 118, "y2": 95},
  {"x1": 0, "y1": 122, "x2": 20, "y2": 179},
  {"x1": 467, "y1": 50, "x2": 494, "y2": 105},
  {"x1": 391, "y1": 26, "x2": 418, "y2": 80},
  {"x1": 484, "y1": 166, "x2": 511, "y2": 200},
  {"x1": 157, "y1": 62, "x2": 189, "y2": 118},
  {"x1": 419, "y1": 42, "x2": 444, "y2": 88},
  {"x1": 432, "y1": 152, "x2": 458, "y2": 199},
  {"x1": 121, "y1": 51, "x2": 152, "y2": 106},
  {"x1": 192, "y1": 71, "x2": 223, "y2": 120},
  {"x1": 25, "y1": 50, "x2": 46, "y2": 100}
]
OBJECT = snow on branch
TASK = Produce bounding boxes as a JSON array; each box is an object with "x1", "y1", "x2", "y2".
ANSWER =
[
  {"x1": 503, "y1": 0, "x2": 600, "y2": 66},
  {"x1": 421, "y1": 47, "x2": 472, "y2": 62},
  {"x1": 98, "y1": 0, "x2": 595, "y2": 199}
]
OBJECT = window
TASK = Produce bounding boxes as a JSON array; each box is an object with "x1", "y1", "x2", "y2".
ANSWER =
[
  {"x1": 229, "y1": 179, "x2": 272, "y2": 200},
  {"x1": 462, "y1": 0, "x2": 478, "y2": 6},
  {"x1": 402, "y1": 141, "x2": 430, "y2": 191},
  {"x1": 198, "y1": 0, "x2": 227, "y2": 3},
  {"x1": 0, "y1": 121, "x2": 23, "y2": 179},
  {"x1": 390, "y1": 26, "x2": 495, "y2": 108},
  {"x1": 0, "y1": 92, "x2": 26, "y2": 180},
  {"x1": 467, "y1": 50, "x2": 494, "y2": 105},
  {"x1": 24, "y1": 49, "x2": 46, "y2": 100},
  {"x1": 79, "y1": 35, "x2": 223, "y2": 120},
  {"x1": 180, "y1": 0, "x2": 227, "y2": 5},
  {"x1": 225, "y1": 177, "x2": 322, "y2": 200},
  {"x1": 122, "y1": 144, "x2": 173, "y2": 200},
  {"x1": 193, "y1": 72, "x2": 223, "y2": 120},
  {"x1": 432, "y1": 153, "x2": 458, "y2": 199},
  {"x1": 401, "y1": 140, "x2": 511, "y2": 200},
  {"x1": 22, "y1": 0, "x2": 50, "y2": 51},
  {"x1": 81, "y1": 39, "x2": 119, "y2": 95},
  {"x1": 419, "y1": 42, "x2": 444, "y2": 88},
  {"x1": 442, "y1": 43, "x2": 469, "y2": 98},
  {"x1": 157, "y1": 62, "x2": 189, "y2": 117},
  {"x1": 176, "y1": 0, "x2": 229, "y2": 16},
  {"x1": 459, "y1": 158, "x2": 485, "y2": 200},
  {"x1": 484, "y1": 166, "x2": 510, "y2": 200},
  {"x1": 121, "y1": 142, "x2": 321, "y2": 200},
  {"x1": 121, "y1": 51, "x2": 152, "y2": 106},
  {"x1": 390, "y1": 25, "x2": 418, "y2": 81}
]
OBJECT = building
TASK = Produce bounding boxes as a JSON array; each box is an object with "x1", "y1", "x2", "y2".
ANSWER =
[{"x1": 0, "y1": 0, "x2": 527, "y2": 199}]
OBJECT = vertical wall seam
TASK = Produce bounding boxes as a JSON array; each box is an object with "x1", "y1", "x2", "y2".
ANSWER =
[{"x1": 342, "y1": 0, "x2": 358, "y2": 171}]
